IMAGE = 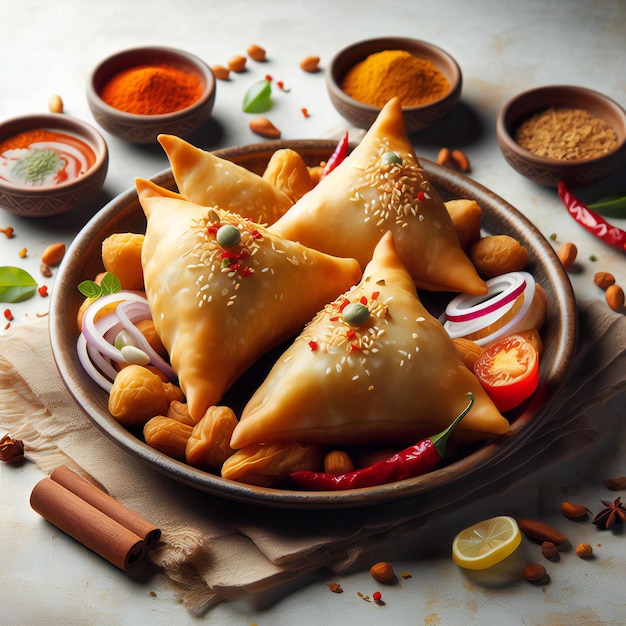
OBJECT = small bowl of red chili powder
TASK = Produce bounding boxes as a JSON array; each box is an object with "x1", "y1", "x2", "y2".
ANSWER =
[
  {"x1": 0, "y1": 113, "x2": 108, "y2": 218},
  {"x1": 87, "y1": 46, "x2": 216, "y2": 144},
  {"x1": 327, "y1": 37, "x2": 462, "y2": 132},
  {"x1": 497, "y1": 85, "x2": 626, "y2": 187}
]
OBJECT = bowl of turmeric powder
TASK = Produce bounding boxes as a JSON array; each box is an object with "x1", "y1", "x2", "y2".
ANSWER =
[
  {"x1": 87, "y1": 46, "x2": 216, "y2": 144},
  {"x1": 496, "y1": 85, "x2": 626, "y2": 187},
  {"x1": 327, "y1": 37, "x2": 462, "y2": 132}
]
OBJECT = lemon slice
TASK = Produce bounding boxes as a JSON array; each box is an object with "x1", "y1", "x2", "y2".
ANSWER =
[{"x1": 452, "y1": 515, "x2": 522, "y2": 570}]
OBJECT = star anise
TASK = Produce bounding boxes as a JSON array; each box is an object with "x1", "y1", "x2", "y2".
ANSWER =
[{"x1": 592, "y1": 497, "x2": 626, "y2": 529}]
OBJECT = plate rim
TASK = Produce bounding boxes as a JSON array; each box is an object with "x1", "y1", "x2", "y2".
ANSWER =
[{"x1": 49, "y1": 140, "x2": 577, "y2": 510}]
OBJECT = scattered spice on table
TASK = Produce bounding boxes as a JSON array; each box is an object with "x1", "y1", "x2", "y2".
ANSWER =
[
  {"x1": 515, "y1": 107, "x2": 617, "y2": 160},
  {"x1": 592, "y1": 497, "x2": 626, "y2": 529},
  {"x1": 1, "y1": 226, "x2": 15, "y2": 238},
  {"x1": 100, "y1": 64, "x2": 203, "y2": 115},
  {"x1": 0, "y1": 434, "x2": 25, "y2": 462},
  {"x1": 341, "y1": 49, "x2": 450, "y2": 108}
]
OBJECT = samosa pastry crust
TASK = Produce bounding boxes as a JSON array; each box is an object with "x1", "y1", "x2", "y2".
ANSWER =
[
  {"x1": 137, "y1": 178, "x2": 362, "y2": 421},
  {"x1": 231, "y1": 232, "x2": 509, "y2": 450},
  {"x1": 271, "y1": 98, "x2": 487, "y2": 296},
  {"x1": 158, "y1": 134, "x2": 293, "y2": 225}
]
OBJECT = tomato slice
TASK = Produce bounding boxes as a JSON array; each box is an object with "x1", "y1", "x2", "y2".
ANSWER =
[{"x1": 473, "y1": 334, "x2": 540, "y2": 412}]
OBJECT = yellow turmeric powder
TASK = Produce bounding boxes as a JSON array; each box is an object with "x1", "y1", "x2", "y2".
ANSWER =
[{"x1": 341, "y1": 50, "x2": 450, "y2": 108}]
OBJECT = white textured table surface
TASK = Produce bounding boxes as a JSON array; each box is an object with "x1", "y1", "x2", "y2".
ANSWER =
[{"x1": 1, "y1": 1, "x2": 625, "y2": 624}]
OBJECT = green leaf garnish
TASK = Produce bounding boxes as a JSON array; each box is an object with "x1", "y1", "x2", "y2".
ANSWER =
[
  {"x1": 242, "y1": 79, "x2": 272, "y2": 113},
  {"x1": 77, "y1": 272, "x2": 121, "y2": 299},
  {"x1": 0, "y1": 266, "x2": 38, "y2": 303},
  {"x1": 589, "y1": 194, "x2": 626, "y2": 218}
]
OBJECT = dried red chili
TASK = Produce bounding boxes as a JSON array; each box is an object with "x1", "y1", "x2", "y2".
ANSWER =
[
  {"x1": 321, "y1": 131, "x2": 349, "y2": 179},
  {"x1": 290, "y1": 393, "x2": 474, "y2": 490},
  {"x1": 558, "y1": 181, "x2": 626, "y2": 252}
]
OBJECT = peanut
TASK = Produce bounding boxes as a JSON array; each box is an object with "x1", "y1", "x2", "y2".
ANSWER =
[
  {"x1": 249, "y1": 117, "x2": 281, "y2": 139},
  {"x1": 41, "y1": 242, "x2": 66, "y2": 267},
  {"x1": 575, "y1": 543, "x2": 593, "y2": 558},
  {"x1": 211, "y1": 65, "x2": 231, "y2": 81},
  {"x1": 560, "y1": 501, "x2": 588, "y2": 519},
  {"x1": 451, "y1": 149, "x2": 470, "y2": 172},
  {"x1": 541, "y1": 541, "x2": 559, "y2": 560},
  {"x1": 594, "y1": 271, "x2": 616, "y2": 290},
  {"x1": 523, "y1": 563, "x2": 547, "y2": 583},
  {"x1": 40, "y1": 263, "x2": 53, "y2": 278},
  {"x1": 323, "y1": 450, "x2": 355, "y2": 474},
  {"x1": 606, "y1": 284, "x2": 625, "y2": 311},
  {"x1": 370, "y1": 562, "x2": 396, "y2": 584},
  {"x1": 557, "y1": 242, "x2": 577, "y2": 271},
  {"x1": 227, "y1": 55, "x2": 247, "y2": 73},
  {"x1": 518, "y1": 519, "x2": 567, "y2": 545},
  {"x1": 48, "y1": 94, "x2": 64, "y2": 114},
  {"x1": 247, "y1": 44, "x2": 267, "y2": 62},
  {"x1": 299, "y1": 55, "x2": 320, "y2": 73}
]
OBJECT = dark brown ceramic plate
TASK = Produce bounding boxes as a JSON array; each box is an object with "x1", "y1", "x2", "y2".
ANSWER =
[{"x1": 49, "y1": 140, "x2": 577, "y2": 509}]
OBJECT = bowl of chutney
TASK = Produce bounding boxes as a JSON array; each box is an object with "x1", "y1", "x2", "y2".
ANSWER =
[{"x1": 0, "y1": 113, "x2": 108, "y2": 218}]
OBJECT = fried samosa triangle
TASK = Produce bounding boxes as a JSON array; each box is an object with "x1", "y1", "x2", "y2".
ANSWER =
[
  {"x1": 136, "y1": 178, "x2": 362, "y2": 420},
  {"x1": 270, "y1": 98, "x2": 487, "y2": 295},
  {"x1": 158, "y1": 134, "x2": 293, "y2": 225},
  {"x1": 230, "y1": 232, "x2": 509, "y2": 450}
]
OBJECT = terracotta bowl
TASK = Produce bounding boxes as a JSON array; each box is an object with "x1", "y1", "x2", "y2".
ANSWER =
[
  {"x1": 496, "y1": 85, "x2": 626, "y2": 187},
  {"x1": 327, "y1": 37, "x2": 462, "y2": 132},
  {"x1": 0, "y1": 113, "x2": 108, "y2": 218},
  {"x1": 49, "y1": 140, "x2": 577, "y2": 510},
  {"x1": 87, "y1": 46, "x2": 216, "y2": 144}
]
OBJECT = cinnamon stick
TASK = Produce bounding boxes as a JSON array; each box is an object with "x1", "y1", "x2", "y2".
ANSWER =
[
  {"x1": 30, "y1": 477, "x2": 145, "y2": 571},
  {"x1": 50, "y1": 465, "x2": 161, "y2": 546}
]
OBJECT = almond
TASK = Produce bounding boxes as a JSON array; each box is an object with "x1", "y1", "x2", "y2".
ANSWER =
[
  {"x1": 299, "y1": 55, "x2": 320, "y2": 73},
  {"x1": 249, "y1": 117, "x2": 281, "y2": 139},
  {"x1": 247, "y1": 44, "x2": 267, "y2": 62},
  {"x1": 370, "y1": 561, "x2": 396, "y2": 584},
  {"x1": 523, "y1": 563, "x2": 547, "y2": 583},
  {"x1": 541, "y1": 541, "x2": 559, "y2": 560},
  {"x1": 40, "y1": 263, "x2": 52, "y2": 278},
  {"x1": 41, "y1": 242, "x2": 66, "y2": 267},
  {"x1": 323, "y1": 450, "x2": 355, "y2": 474},
  {"x1": 437, "y1": 147, "x2": 452, "y2": 167},
  {"x1": 227, "y1": 55, "x2": 247, "y2": 73},
  {"x1": 594, "y1": 271, "x2": 616, "y2": 290},
  {"x1": 560, "y1": 501, "x2": 588, "y2": 520},
  {"x1": 451, "y1": 149, "x2": 470, "y2": 172},
  {"x1": 557, "y1": 242, "x2": 577, "y2": 271},
  {"x1": 606, "y1": 284, "x2": 625, "y2": 311},
  {"x1": 48, "y1": 94, "x2": 64, "y2": 114},
  {"x1": 211, "y1": 65, "x2": 230, "y2": 81},
  {"x1": 603, "y1": 476, "x2": 626, "y2": 491},
  {"x1": 518, "y1": 519, "x2": 567, "y2": 545}
]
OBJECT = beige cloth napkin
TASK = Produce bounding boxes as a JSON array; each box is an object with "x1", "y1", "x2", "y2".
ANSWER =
[{"x1": 1, "y1": 300, "x2": 625, "y2": 615}]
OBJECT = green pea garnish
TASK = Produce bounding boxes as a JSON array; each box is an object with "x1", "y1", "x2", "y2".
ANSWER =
[
  {"x1": 242, "y1": 79, "x2": 272, "y2": 113},
  {"x1": 216, "y1": 224, "x2": 241, "y2": 248},
  {"x1": 342, "y1": 302, "x2": 370, "y2": 327},
  {"x1": 382, "y1": 151, "x2": 402, "y2": 165}
]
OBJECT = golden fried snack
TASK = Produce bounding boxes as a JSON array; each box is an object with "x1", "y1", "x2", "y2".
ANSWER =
[
  {"x1": 185, "y1": 406, "x2": 238, "y2": 471},
  {"x1": 137, "y1": 178, "x2": 362, "y2": 421},
  {"x1": 101, "y1": 233, "x2": 145, "y2": 290},
  {"x1": 262, "y1": 148, "x2": 315, "y2": 202},
  {"x1": 271, "y1": 98, "x2": 487, "y2": 295},
  {"x1": 158, "y1": 134, "x2": 293, "y2": 225},
  {"x1": 469, "y1": 234, "x2": 529, "y2": 278},
  {"x1": 444, "y1": 199, "x2": 483, "y2": 250},
  {"x1": 231, "y1": 232, "x2": 509, "y2": 450}
]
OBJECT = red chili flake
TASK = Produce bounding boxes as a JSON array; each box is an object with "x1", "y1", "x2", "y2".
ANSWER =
[
  {"x1": 3, "y1": 322, "x2": 10, "y2": 330},
  {"x1": 228, "y1": 264, "x2": 240, "y2": 273},
  {"x1": 276, "y1": 80, "x2": 290, "y2": 92},
  {"x1": 1, "y1": 226, "x2": 14, "y2": 238},
  {"x1": 251, "y1": 229, "x2": 263, "y2": 240},
  {"x1": 346, "y1": 329, "x2": 356, "y2": 340},
  {"x1": 416, "y1": 191, "x2": 426, "y2": 201},
  {"x1": 37, "y1": 285, "x2": 48, "y2": 297},
  {"x1": 3, "y1": 309, "x2": 13, "y2": 321},
  {"x1": 338, "y1": 298, "x2": 350, "y2": 312},
  {"x1": 372, "y1": 591, "x2": 382, "y2": 602},
  {"x1": 240, "y1": 267, "x2": 253, "y2": 278},
  {"x1": 239, "y1": 248, "x2": 251, "y2": 259},
  {"x1": 301, "y1": 107, "x2": 310, "y2": 118},
  {"x1": 265, "y1": 74, "x2": 273, "y2": 82},
  {"x1": 308, "y1": 340, "x2": 318, "y2": 351},
  {"x1": 350, "y1": 343, "x2": 361, "y2": 352},
  {"x1": 360, "y1": 296, "x2": 368, "y2": 305},
  {"x1": 207, "y1": 224, "x2": 219, "y2": 234},
  {"x1": 329, "y1": 316, "x2": 339, "y2": 322},
  {"x1": 371, "y1": 291, "x2": 380, "y2": 300},
  {"x1": 221, "y1": 250, "x2": 240, "y2": 259}
]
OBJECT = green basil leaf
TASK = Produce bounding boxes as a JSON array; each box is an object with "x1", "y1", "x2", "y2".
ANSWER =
[
  {"x1": 77, "y1": 280, "x2": 102, "y2": 299},
  {"x1": 242, "y1": 79, "x2": 272, "y2": 113},
  {"x1": 0, "y1": 266, "x2": 38, "y2": 303},
  {"x1": 100, "y1": 272, "x2": 121, "y2": 296},
  {"x1": 589, "y1": 195, "x2": 626, "y2": 218}
]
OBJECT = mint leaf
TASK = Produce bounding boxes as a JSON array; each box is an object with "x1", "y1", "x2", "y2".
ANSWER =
[{"x1": 0, "y1": 266, "x2": 38, "y2": 303}]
